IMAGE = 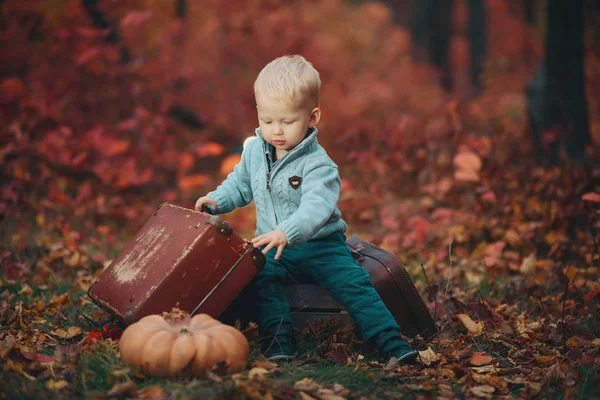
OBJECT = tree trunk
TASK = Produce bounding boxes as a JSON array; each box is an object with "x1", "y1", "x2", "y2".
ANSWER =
[
  {"x1": 411, "y1": 0, "x2": 486, "y2": 92},
  {"x1": 526, "y1": 0, "x2": 590, "y2": 163},
  {"x1": 81, "y1": 0, "x2": 131, "y2": 63},
  {"x1": 176, "y1": 0, "x2": 186, "y2": 18}
]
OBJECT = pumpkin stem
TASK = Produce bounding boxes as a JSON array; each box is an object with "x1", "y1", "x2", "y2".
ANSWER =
[{"x1": 162, "y1": 307, "x2": 189, "y2": 322}]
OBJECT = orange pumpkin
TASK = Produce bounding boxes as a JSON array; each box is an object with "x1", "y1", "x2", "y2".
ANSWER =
[{"x1": 118, "y1": 308, "x2": 249, "y2": 377}]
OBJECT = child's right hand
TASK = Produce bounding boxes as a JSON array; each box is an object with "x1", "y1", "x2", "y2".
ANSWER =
[{"x1": 194, "y1": 197, "x2": 218, "y2": 213}]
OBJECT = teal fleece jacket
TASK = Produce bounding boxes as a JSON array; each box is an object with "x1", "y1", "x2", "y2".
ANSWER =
[{"x1": 206, "y1": 127, "x2": 346, "y2": 247}]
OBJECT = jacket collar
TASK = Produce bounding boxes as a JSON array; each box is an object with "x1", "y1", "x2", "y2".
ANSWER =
[{"x1": 255, "y1": 126, "x2": 319, "y2": 155}]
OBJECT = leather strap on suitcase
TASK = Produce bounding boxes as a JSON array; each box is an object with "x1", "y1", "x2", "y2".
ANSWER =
[{"x1": 347, "y1": 236, "x2": 437, "y2": 340}]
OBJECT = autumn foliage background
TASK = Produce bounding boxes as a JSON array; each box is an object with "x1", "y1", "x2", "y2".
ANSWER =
[{"x1": 1, "y1": 0, "x2": 600, "y2": 398}]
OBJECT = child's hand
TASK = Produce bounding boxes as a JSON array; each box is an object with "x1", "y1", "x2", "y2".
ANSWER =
[
  {"x1": 194, "y1": 197, "x2": 218, "y2": 213},
  {"x1": 252, "y1": 229, "x2": 288, "y2": 260}
]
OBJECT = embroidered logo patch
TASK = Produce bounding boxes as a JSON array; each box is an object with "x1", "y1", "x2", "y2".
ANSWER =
[{"x1": 288, "y1": 176, "x2": 302, "y2": 190}]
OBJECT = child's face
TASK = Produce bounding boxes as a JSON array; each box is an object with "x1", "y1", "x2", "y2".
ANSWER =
[{"x1": 256, "y1": 93, "x2": 320, "y2": 155}]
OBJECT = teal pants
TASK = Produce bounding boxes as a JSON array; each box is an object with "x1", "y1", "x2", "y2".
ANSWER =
[{"x1": 250, "y1": 232, "x2": 409, "y2": 357}]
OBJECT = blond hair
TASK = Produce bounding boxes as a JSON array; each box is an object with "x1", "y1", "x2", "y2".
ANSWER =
[{"x1": 254, "y1": 55, "x2": 321, "y2": 106}]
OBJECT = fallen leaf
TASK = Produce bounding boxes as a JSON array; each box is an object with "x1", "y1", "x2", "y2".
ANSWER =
[
  {"x1": 294, "y1": 377, "x2": 321, "y2": 391},
  {"x1": 470, "y1": 352, "x2": 493, "y2": 366},
  {"x1": 195, "y1": 142, "x2": 225, "y2": 157},
  {"x1": 582, "y1": 192, "x2": 600, "y2": 202},
  {"x1": 177, "y1": 174, "x2": 209, "y2": 191},
  {"x1": 299, "y1": 392, "x2": 317, "y2": 400},
  {"x1": 248, "y1": 367, "x2": 270, "y2": 380},
  {"x1": 107, "y1": 380, "x2": 137, "y2": 396},
  {"x1": 220, "y1": 154, "x2": 241, "y2": 176},
  {"x1": 519, "y1": 253, "x2": 536, "y2": 274},
  {"x1": 469, "y1": 384, "x2": 495, "y2": 398},
  {"x1": 383, "y1": 357, "x2": 399, "y2": 371},
  {"x1": 417, "y1": 346, "x2": 440, "y2": 366},
  {"x1": 21, "y1": 352, "x2": 54, "y2": 364},
  {"x1": 535, "y1": 355, "x2": 556, "y2": 366},
  {"x1": 138, "y1": 385, "x2": 167, "y2": 399},
  {"x1": 52, "y1": 326, "x2": 83, "y2": 339},
  {"x1": 18, "y1": 284, "x2": 33, "y2": 297},
  {"x1": 453, "y1": 151, "x2": 482, "y2": 182},
  {"x1": 251, "y1": 359, "x2": 279, "y2": 371},
  {"x1": 457, "y1": 314, "x2": 484, "y2": 335},
  {"x1": 470, "y1": 364, "x2": 498, "y2": 374},
  {"x1": 45, "y1": 379, "x2": 69, "y2": 390},
  {"x1": 583, "y1": 287, "x2": 600, "y2": 302}
]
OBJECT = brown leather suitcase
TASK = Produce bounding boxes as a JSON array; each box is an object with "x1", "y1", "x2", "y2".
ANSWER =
[
  {"x1": 284, "y1": 236, "x2": 437, "y2": 340},
  {"x1": 346, "y1": 236, "x2": 437, "y2": 340},
  {"x1": 88, "y1": 203, "x2": 265, "y2": 325}
]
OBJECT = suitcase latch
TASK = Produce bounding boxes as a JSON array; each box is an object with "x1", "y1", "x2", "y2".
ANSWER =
[{"x1": 204, "y1": 216, "x2": 233, "y2": 237}]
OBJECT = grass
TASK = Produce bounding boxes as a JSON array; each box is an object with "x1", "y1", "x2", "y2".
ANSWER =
[{"x1": 2, "y1": 208, "x2": 600, "y2": 400}]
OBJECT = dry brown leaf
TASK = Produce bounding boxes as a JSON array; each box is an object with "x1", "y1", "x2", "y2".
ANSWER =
[
  {"x1": 472, "y1": 373, "x2": 509, "y2": 394},
  {"x1": 52, "y1": 326, "x2": 82, "y2": 339},
  {"x1": 137, "y1": 385, "x2": 167, "y2": 400},
  {"x1": 470, "y1": 352, "x2": 493, "y2": 366},
  {"x1": 535, "y1": 355, "x2": 556, "y2": 366},
  {"x1": 469, "y1": 384, "x2": 495, "y2": 398},
  {"x1": 417, "y1": 346, "x2": 440, "y2": 366},
  {"x1": 294, "y1": 377, "x2": 321, "y2": 391},
  {"x1": 251, "y1": 359, "x2": 279, "y2": 371},
  {"x1": 453, "y1": 151, "x2": 482, "y2": 182},
  {"x1": 299, "y1": 392, "x2": 317, "y2": 400},
  {"x1": 248, "y1": 367, "x2": 270, "y2": 381},
  {"x1": 471, "y1": 365, "x2": 498, "y2": 374},
  {"x1": 107, "y1": 380, "x2": 137, "y2": 396},
  {"x1": 18, "y1": 284, "x2": 33, "y2": 297},
  {"x1": 45, "y1": 379, "x2": 69, "y2": 390},
  {"x1": 457, "y1": 314, "x2": 484, "y2": 335},
  {"x1": 519, "y1": 253, "x2": 536, "y2": 274}
]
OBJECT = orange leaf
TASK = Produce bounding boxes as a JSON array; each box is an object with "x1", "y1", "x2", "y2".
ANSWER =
[
  {"x1": 469, "y1": 352, "x2": 493, "y2": 366},
  {"x1": 178, "y1": 174, "x2": 209, "y2": 191},
  {"x1": 220, "y1": 154, "x2": 241, "y2": 176},
  {"x1": 0, "y1": 77, "x2": 25, "y2": 98},
  {"x1": 104, "y1": 140, "x2": 130, "y2": 157},
  {"x1": 196, "y1": 142, "x2": 225, "y2": 157},
  {"x1": 457, "y1": 313, "x2": 484, "y2": 335},
  {"x1": 453, "y1": 151, "x2": 482, "y2": 182},
  {"x1": 178, "y1": 153, "x2": 195, "y2": 176},
  {"x1": 582, "y1": 192, "x2": 600, "y2": 202},
  {"x1": 583, "y1": 287, "x2": 600, "y2": 302}
]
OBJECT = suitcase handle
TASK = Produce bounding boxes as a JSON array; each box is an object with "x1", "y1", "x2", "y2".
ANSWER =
[{"x1": 201, "y1": 204, "x2": 216, "y2": 215}]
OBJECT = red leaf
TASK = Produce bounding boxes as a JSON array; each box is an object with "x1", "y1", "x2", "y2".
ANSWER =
[
  {"x1": 582, "y1": 193, "x2": 600, "y2": 203},
  {"x1": 583, "y1": 287, "x2": 600, "y2": 302},
  {"x1": 117, "y1": 118, "x2": 138, "y2": 131},
  {"x1": 87, "y1": 331, "x2": 102, "y2": 341},
  {"x1": 77, "y1": 48, "x2": 100, "y2": 66},
  {"x1": 21, "y1": 352, "x2": 54, "y2": 364}
]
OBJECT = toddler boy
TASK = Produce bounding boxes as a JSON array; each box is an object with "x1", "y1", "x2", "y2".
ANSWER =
[{"x1": 195, "y1": 55, "x2": 417, "y2": 364}]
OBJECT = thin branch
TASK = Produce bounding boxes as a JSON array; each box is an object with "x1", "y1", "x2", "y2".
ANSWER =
[
  {"x1": 560, "y1": 279, "x2": 570, "y2": 342},
  {"x1": 538, "y1": 298, "x2": 558, "y2": 325},
  {"x1": 443, "y1": 240, "x2": 454, "y2": 298},
  {"x1": 590, "y1": 224, "x2": 600, "y2": 264}
]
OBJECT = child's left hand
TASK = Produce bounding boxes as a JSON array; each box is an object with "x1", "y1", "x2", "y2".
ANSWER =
[{"x1": 251, "y1": 229, "x2": 288, "y2": 260}]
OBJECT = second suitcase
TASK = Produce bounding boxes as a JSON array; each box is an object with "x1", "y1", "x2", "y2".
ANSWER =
[{"x1": 88, "y1": 203, "x2": 265, "y2": 325}]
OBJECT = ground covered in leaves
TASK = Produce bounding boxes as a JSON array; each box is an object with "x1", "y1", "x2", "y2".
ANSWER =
[{"x1": 2, "y1": 0, "x2": 600, "y2": 399}]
